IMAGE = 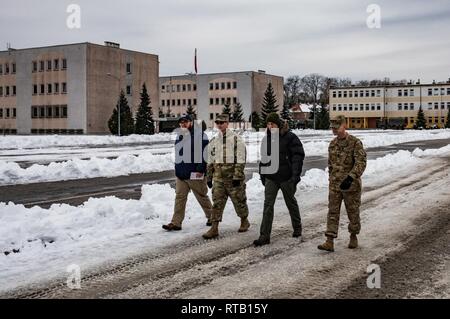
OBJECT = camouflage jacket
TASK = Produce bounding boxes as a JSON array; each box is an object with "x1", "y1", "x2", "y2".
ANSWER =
[
  {"x1": 328, "y1": 134, "x2": 367, "y2": 191},
  {"x1": 207, "y1": 129, "x2": 247, "y2": 181}
]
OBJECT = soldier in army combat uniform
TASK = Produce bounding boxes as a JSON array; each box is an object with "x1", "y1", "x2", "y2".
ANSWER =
[
  {"x1": 318, "y1": 115, "x2": 367, "y2": 252},
  {"x1": 202, "y1": 114, "x2": 250, "y2": 239}
]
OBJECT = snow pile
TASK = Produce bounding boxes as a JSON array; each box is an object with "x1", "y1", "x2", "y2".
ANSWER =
[
  {"x1": 0, "y1": 153, "x2": 175, "y2": 185},
  {"x1": 0, "y1": 133, "x2": 176, "y2": 150}
]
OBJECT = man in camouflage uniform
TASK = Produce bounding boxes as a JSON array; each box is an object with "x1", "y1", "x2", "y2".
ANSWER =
[
  {"x1": 318, "y1": 115, "x2": 367, "y2": 252},
  {"x1": 202, "y1": 114, "x2": 250, "y2": 239}
]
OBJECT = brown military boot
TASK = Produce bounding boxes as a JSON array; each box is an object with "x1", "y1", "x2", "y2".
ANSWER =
[
  {"x1": 238, "y1": 218, "x2": 250, "y2": 233},
  {"x1": 318, "y1": 237, "x2": 334, "y2": 252},
  {"x1": 202, "y1": 222, "x2": 219, "y2": 239},
  {"x1": 348, "y1": 234, "x2": 358, "y2": 249}
]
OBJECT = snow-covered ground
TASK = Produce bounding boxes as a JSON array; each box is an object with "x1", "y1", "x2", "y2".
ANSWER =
[
  {"x1": 1, "y1": 144, "x2": 449, "y2": 293},
  {"x1": 1, "y1": 129, "x2": 450, "y2": 185}
]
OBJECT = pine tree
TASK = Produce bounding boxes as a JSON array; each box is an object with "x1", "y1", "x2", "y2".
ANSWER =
[
  {"x1": 186, "y1": 104, "x2": 197, "y2": 119},
  {"x1": 251, "y1": 111, "x2": 262, "y2": 130},
  {"x1": 135, "y1": 83, "x2": 154, "y2": 135},
  {"x1": 415, "y1": 106, "x2": 426, "y2": 129},
  {"x1": 232, "y1": 103, "x2": 244, "y2": 123},
  {"x1": 222, "y1": 103, "x2": 232, "y2": 117},
  {"x1": 445, "y1": 108, "x2": 450, "y2": 128},
  {"x1": 261, "y1": 83, "x2": 279, "y2": 123},
  {"x1": 281, "y1": 103, "x2": 294, "y2": 128},
  {"x1": 316, "y1": 105, "x2": 330, "y2": 129},
  {"x1": 108, "y1": 90, "x2": 135, "y2": 136}
]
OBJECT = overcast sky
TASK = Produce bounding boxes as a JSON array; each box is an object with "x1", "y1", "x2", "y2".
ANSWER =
[{"x1": 1, "y1": 0, "x2": 450, "y2": 82}]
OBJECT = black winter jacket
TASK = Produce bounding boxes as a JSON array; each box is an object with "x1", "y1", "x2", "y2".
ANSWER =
[{"x1": 259, "y1": 123, "x2": 305, "y2": 182}]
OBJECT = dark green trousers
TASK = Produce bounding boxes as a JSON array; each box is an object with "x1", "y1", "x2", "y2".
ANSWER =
[{"x1": 260, "y1": 178, "x2": 302, "y2": 240}]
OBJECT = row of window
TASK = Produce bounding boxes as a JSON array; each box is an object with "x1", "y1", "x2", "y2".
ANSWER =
[
  {"x1": 210, "y1": 97, "x2": 238, "y2": 106},
  {"x1": 161, "y1": 83, "x2": 197, "y2": 93},
  {"x1": 332, "y1": 89, "x2": 382, "y2": 98},
  {"x1": 0, "y1": 86, "x2": 17, "y2": 97},
  {"x1": 397, "y1": 103, "x2": 416, "y2": 110},
  {"x1": 32, "y1": 59, "x2": 67, "y2": 73},
  {"x1": 0, "y1": 62, "x2": 16, "y2": 75},
  {"x1": 332, "y1": 87, "x2": 450, "y2": 98},
  {"x1": 332, "y1": 103, "x2": 382, "y2": 112},
  {"x1": 30, "y1": 129, "x2": 83, "y2": 134},
  {"x1": 209, "y1": 81, "x2": 237, "y2": 91},
  {"x1": 161, "y1": 98, "x2": 197, "y2": 107},
  {"x1": 31, "y1": 105, "x2": 68, "y2": 118},
  {"x1": 0, "y1": 107, "x2": 16, "y2": 119},
  {"x1": 427, "y1": 102, "x2": 450, "y2": 110},
  {"x1": 428, "y1": 87, "x2": 450, "y2": 96},
  {"x1": 32, "y1": 83, "x2": 67, "y2": 95}
]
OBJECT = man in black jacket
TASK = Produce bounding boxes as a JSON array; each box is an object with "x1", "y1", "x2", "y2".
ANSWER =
[
  {"x1": 254, "y1": 112, "x2": 305, "y2": 246},
  {"x1": 162, "y1": 115, "x2": 212, "y2": 231}
]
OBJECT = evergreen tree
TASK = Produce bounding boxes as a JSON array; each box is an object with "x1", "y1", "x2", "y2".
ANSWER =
[
  {"x1": 261, "y1": 83, "x2": 279, "y2": 123},
  {"x1": 281, "y1": 102, "x2": 295, "y2": 128},
  {"x1": 232, "y1": 103, "x2": 244, "y2": 123},
  {"x1": 222, "y1": 103, "x2": 232, "y2": 117},
  {"x1": 316, "y1": 105, "x2": 330, "y2": 129},
  {"x1": 108, "y1": 90, "x2": 135, "y2": 136},
  {"x1": 251, "y1": 111, "x2": 262, "y2": 130},
  {"x1": 415, "y1": 106, "x2": 426, "y2": 129},
  {"x1": 186, "y1": 104, "x2": 197, "y2": 119},
  {"x1": 445, "y1": 108, "x2": 450, "y2": 128},
  {"x1": 135, "y1": 83, "x2": 154, "y2": 134}
]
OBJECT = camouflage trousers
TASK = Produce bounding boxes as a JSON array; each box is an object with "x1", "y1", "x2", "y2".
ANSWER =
[
  {"x1": 211, "y1": 180, "x2": 249, "y2": 223},
  {"x1": 325, "y1": 188, "x2": 361, "y2": 238}
]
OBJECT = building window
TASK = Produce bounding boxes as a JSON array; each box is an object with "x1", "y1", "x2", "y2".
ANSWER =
[
  {"x1": 447, "y1": 88, "x2": 450, "y2": 95},
  {"x1": 410, "y1": 103, "x2": 414, "y2": 110},
  {"x1": 166, "y1": 100, "x2": 170, "y2": 106},
  {"x1": 187, "y1": 84, "x2": 191, "y2": 91},
  {"x1": 193, "y1": 98, "x2": 197, "y2": 105},
  {"x1": 0, "y1": 86, "x2": 3, "y2": 96},
  {"x1": 434, "y1": 88, "x2": 439, "y2": 96},
  {"x1": 176, "y1": 84, "x2": 180, "y2": 92},
  {"x1": 233, "y1": 97, "x2": 237, "y2": 104},
  {"x1": 5, "y1": 63, "x2": 9, "y2": 74},
  {"x1": 126, "y1": 63, "x2": 132, "y2": 74},
  {"x1": 404, "y1": 103, "x2": 409, "y2": 110},
  {"x1": 54, "y1": 59, "x2": 59, "y2": 70},
  {"x1": 398, "y1": 89, "x2": 402, "y2": 97},
  {"x1": 54, "y1": 105, "x2": 60, "y2": 118},
  {"x1": 338, "y1": 91, "x2": 342, "y2": 98},
  {"x1": 434, "y1": 102, "x2": 439, "y2": 110},
  {"x1": 371, "y1": 90, "x2": 375, "y2": 97},
  {"x1": 12, "y1": 63, "x2": 16, "y2": 74},
  {"x1": 176, "y1": 99, "x2": 180, "y2": 106},
  {"x1": 349, "y1": 91, "x2": 353, "y2": 98},
  {"x1": 332, "y1": 91, "x2": 336, "y2": 98},
  {"x1": 161, "y1": 100, "x2": 165, "y2": 107},
  {"x1": 377, "y1": 104, "x2": 381, "y2": 110},
  {"x1": 403, "y1": 89, "x2": 408, "y2": 96},
  {"x1": 210, "y1": 113, "x2": 214, "y2": 120},
  {"x1": 233, "y1": 82, "x2": 237, "y2": 89},
  {"x1": 62, "y1": 105, "x2": 68, "y2": 118},
  {"x1": 0, "y1": 108, "x2": 3, "y2": 118},
  {"x1": 31, "y1": 106, "x2": 37, "y2": 118},
  {"x1": 442, "y1": 102, "x2": 446, "y2": 109},
  {"x1": 161, "y1": 85, "x2": 165, "y2": 92},
  {"x1": 62, "y1": 82, "x2": 67, "y2": 93},
  {"x1": 47, "y1": 84, "x2": 52, "y2": 94},
  {"x1": 332, "y1": 105, "x2": 336, "y2": 111},
  {"x1": 398, "y1": 103, "x2": 402, "y2": 110},
  {"x1": 54, "y1": 83, "x2": 59, "y2": 93},
  {"x1": 187, "y1": 99, "x2": 191, "y2": 106},
  {"x1": 227, "y1": 82, "x2": 231, "y2": 90},
  {"x1": 47, "y1": 106, "x2": 53, "y2": 118},
  {"x1": 62, "y1": 59, "x2": 67, "y2": 70},
  {"x1": 6, "y1": 108, "x2": 10, "y2": 118},
  {"x1": 39, "y1": 106, "x2": 45, "y2": 118},
  {"x1": 40, "y1": 61, "x2": 45, "y2": 72},
  {"x1": 441, "y1": 88, "x2": 445, "y2": 95},
  {"x1": 428, "y1": 88, "x2": 432, "y2": 96},
  {"x1": 210, "y1": 98, "x2": 213, "y2": 105},
  {"x1": 354, "y1": 91, "x2": 358, "y2": 98},
  {"x1": 32, "y1": 61, "x2": 37, "y2": 73},
  {"x1": 193, "y1": 84, "x2": 197, "y2": 91},
  {"x1": 338, "y1": 106, "x2": 342, "y2": 111},
  {"x1": 172, "y1": 99, "x2": 175, "y2": 106},
  {"x1": 0, "y1": 64, "x2": 2, "y2": 75},
  {"x1": 209, "y1": 83, "x2": 214, "y2": 90},
  {"x1": 47, "y1": 60, "x2": 52, "y2": 71},
  {"x1": 410, "y1": 89, "x2": 414, "y2": 96},
  {"x1": 376, "y1": 90, "x2": 381, "y2": 97},
  {"x1": 343, "y1": 91, "x2": 347, "y2": 98},
  {"x1": 447, "y1": 102, "x2": 450, "y2": 110},
  {"x1": 40, "y1": 84, "x2": 45, "y2": 94},
  {"x1": 12, "y1": 85, "x2": 16, "y2": 96},
  {"x1": 221, "y1": 82, "x2": 225, "y2": 90},
  {"x1": 215, "y1": 98, "x2": 219, "y2": 105},
  {"x1": 371, "y1": 104, "x2": 375, "y2": 111},
  {"x1": 5, "y1": 86, "x2": 9, "y2": 96}
]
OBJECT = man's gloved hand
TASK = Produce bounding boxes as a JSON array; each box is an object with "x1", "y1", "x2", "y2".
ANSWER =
[
  {"x1": 289, "y1": 175, "x2": 301, "y2": 186},
  {"x1": 261, "y1": 176, "x2": 266, "y2": 186},
  {"x1": 232, "y1": 180, "x2": 241, "y2": 187},
  {"x1": 207, "y1": 180, "x2": 213, "y2": 189},
  {"x1": 340, "y1": 176, "x2": 354, "y2": 190}
]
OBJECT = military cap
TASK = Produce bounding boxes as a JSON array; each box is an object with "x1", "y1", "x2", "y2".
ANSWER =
[
  {"x1": 215, "y1": 114, "x2": 230, "y2": 123},
  {"x1": 330, "y1": 115, "x2": 347, "y2": 129}
]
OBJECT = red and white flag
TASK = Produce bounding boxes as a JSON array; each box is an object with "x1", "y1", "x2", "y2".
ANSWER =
[{"x1": 194, "y1": 48, "x2": 198, "y2": 74}]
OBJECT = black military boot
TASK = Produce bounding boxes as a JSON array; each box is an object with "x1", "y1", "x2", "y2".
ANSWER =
[{"x1": 253, "y1": 236, "x2": 270, "y2": 247}]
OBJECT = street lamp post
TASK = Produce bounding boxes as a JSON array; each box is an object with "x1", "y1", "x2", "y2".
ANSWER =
[{"x1": 107, "y1": 73, "x2": 122, "y2": 136}]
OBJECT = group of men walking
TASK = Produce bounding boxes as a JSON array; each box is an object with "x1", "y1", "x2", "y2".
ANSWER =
[{"x1": 162, "y1": 112, "x2": 367, "y2": 252}]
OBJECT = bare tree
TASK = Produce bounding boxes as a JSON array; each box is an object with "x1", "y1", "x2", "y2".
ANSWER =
[
  {"x1": 301, "y1": 73, "x2": 326, "y2": 104},
  {"x1": 284, "y1": 75, "x2": 302, "y2": 107}
]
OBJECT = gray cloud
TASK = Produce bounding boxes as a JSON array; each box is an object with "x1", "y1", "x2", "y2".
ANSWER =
[{"x1": 1, "y1": 0, "x2": 449, "y2": 82}]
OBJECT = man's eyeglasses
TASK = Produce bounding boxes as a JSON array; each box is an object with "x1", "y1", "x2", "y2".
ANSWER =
[{"x1": 215, "y1": 121, "x2": 226, "y2": 125}]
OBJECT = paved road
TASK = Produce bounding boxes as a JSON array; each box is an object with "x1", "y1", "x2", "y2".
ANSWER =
[{"x1": 1, "y1": 138, "x2": 449, "y2": 208}]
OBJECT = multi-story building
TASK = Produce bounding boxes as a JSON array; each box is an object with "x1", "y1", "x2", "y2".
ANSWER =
[
  {"x1": 0, "y1": 42, "x2": 159, "y2": 134},
  {"x1": 159, "y1": 71, "x2": 284, "y2": 128},
  {"x1": 329, "y1": 80, "x2": 450, "y2": 129}
]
